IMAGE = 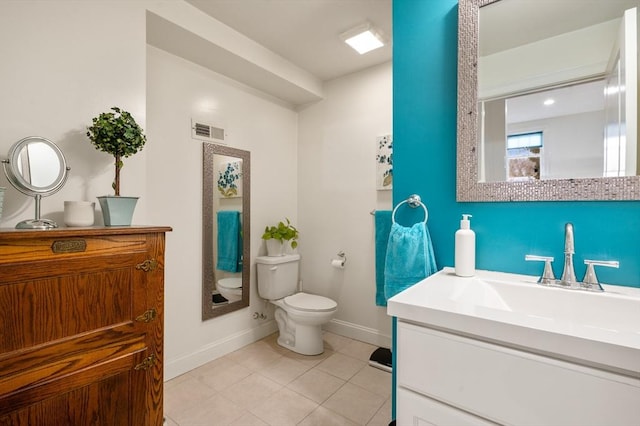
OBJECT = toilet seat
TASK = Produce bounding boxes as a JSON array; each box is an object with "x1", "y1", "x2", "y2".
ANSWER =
[
  {"x1": 284, "y1": 292, "x2": 337, "y2": 312},
  {"x1": 218, "y1": 277, "x2": 242, "y2": 290}
]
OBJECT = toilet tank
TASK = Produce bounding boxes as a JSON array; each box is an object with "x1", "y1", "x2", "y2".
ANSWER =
[{"x1": 256, "y1": 254, "x2": 300, "y2": 300}]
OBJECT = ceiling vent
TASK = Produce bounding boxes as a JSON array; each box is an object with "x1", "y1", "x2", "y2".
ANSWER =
[{"x1": 191, "y1": 119, "x2": 227, "y2": 143}]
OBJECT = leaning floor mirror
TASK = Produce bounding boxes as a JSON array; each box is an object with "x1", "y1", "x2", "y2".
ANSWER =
[{"x1": 202, "y1": 143, "x2": 250, "y2": 320}]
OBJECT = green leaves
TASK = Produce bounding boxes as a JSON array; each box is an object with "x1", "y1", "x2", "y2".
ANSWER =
[
  {"x1": 86, "y1": 107, "x2": 146, "y2": 196},
  {"x1": 262, "y1": 218, "x2": 299, "y2": 248},
  {"x1": 86, "y1": 107, "x2": 146, "y2": 159}
]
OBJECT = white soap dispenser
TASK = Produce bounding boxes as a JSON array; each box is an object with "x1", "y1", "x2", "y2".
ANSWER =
[{"x1": 455, "y1": 214, "x2": 475, "y2": 277}]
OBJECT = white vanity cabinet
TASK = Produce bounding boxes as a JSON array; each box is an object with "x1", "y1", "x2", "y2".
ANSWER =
[
  {"x1": 388, "y1": 268, "x2": 640, "y2": 426},
  {"x1": 396, "y1": 321, "x2": 640, "y2": 426}
]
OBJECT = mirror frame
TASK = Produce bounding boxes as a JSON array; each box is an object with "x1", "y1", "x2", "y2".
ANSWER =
[
  {"x1": 457, "y1": 0, "x2": 640, "y2": 201},
  {"x1": 202, "y1": 143, "x2": 251, "y2": 320},
  {"x1": 3, "y1": 136, "x2": 69, "y2": 196}
]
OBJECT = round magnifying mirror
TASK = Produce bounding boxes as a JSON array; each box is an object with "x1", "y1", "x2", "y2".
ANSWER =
[{"x1": 2, "y1": 136, "x2": 70, "y2": 229}]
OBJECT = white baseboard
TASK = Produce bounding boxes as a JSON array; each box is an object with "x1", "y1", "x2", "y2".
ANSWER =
[
  {"x1": 165, "y1": 318, "x2": 391, "y2": 381},
  {"x1": 324, "y1": 318, "x2": 391, "y2": 349},
  {"x1": 164, "y1": 320, "x2": 278, "y2": 381}
]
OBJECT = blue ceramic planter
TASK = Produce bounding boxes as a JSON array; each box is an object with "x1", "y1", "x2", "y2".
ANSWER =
[{"x1": 98, "y1": 196, "x2": 138, "y2": 226}]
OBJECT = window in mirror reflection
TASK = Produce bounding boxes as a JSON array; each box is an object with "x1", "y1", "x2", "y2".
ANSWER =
[{"x1": 506, "y1": 132, "x2": 542, "y2": 182}]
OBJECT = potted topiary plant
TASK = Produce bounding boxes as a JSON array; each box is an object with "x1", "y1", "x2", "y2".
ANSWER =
[
  {"x1": 86, "y1": 107, "x2": 146, "y2": 226},
  {"x1": 262, "y1": 218, "x2": 299, "y2": 256}
]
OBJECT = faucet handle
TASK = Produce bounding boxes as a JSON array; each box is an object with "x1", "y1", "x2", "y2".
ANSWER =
[
  {"x1": 582, "y1": 260, "x2": 619, "y2": 289},
  {"x1": 525, "y1": 255, "x2": 556, "y2": 284}
]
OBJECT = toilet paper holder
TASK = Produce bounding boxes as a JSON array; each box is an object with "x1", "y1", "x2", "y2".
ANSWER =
[{"x1": 331, "y1": 251, "x2": 347, "y2": 268}]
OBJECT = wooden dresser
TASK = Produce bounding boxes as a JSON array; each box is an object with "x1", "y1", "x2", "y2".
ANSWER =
[{"x1": 0, "y1": 226, "x2": 171, "y2": 425}]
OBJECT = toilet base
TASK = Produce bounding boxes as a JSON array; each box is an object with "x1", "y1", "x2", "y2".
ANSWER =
[
  {"x1": 276, "y1": 323, "x2": 324, "y2": 356},
  {"x1": 271, "y1": 300, "x2": 335, "y2": 356}
]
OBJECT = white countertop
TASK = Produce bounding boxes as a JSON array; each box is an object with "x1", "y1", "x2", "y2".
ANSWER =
[{"x1": 388, "y1": 267, "x2": 640, "y2": 377}]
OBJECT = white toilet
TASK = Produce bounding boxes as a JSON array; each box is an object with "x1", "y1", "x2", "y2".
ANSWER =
[
  {"x1": 217, "y1": 277, "x2": 242, "y2": 303},
  {"x1": 256, "y1": 254, "x2": 337, "y2": 355}
]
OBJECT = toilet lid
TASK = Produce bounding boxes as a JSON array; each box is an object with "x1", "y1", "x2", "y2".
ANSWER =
[
  {"x1": 284, "y1": 292, "x2": 337, "y2": 312},
  {"x1": 218, "y1": 277, "x2": 242, "y2": 289}
]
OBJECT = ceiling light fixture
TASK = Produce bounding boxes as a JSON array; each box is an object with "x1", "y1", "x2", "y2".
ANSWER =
[
  {"x1": 543, "y1": 98, "x2": 555, "y2": 106},
  {"x1": 604, "y1": 85, "x2": 624, "y2": 96},
  {"x1": 341, "y1": 22, "x2": 386, "y2": 55}
]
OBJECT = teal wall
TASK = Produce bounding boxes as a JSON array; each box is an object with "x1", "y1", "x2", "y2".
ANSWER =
[{"x1": 393, "y1": 0, "x2": 640, "y2": 287}]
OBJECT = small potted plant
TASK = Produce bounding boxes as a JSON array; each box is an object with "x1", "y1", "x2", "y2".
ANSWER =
[
  {"x1": 86, "y1": 107, "x2": 146, "y2": 226},
  {"x1": 262, "y1": 218, "x2": 299, "y2": 256}
]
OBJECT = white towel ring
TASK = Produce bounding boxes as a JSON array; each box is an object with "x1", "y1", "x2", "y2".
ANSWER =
[{"x1": 392, "y1": 194, "x2": 428, "y2": 224}]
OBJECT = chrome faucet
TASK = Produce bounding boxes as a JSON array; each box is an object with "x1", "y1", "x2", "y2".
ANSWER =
[
  {"x1": 525, "y1": 222, "x2": 619, "y2": 292},
  {"x1": 560, "y1": 223, "x2": 577, "y2": 285}
]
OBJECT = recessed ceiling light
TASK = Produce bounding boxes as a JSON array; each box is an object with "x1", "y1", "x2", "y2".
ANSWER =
[
  {"x1": 341, "y1": 23, "x2": 386, "y2": 55},
  {"x1": 604, "y1": 85, "x2": 624, "y2": 96},
  {"x1": 543, "y1": 98, "x2": 555, "y2": 106}
]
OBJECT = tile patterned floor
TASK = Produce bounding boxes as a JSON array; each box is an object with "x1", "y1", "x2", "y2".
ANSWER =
[{"x1": 164, "y1": 332, "x2": 392, "y2": 426}]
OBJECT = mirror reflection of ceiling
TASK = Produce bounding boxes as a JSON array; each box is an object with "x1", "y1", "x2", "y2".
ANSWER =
[
  {"x1": 479, "y1": 0, "x2": 638, "y2": 100},
  {"x1": 479, "y1": 0, "x2": 638, "y2": 56},
  {"x1": 506, "y1": 80, "x2": 604, "y2": 124}
]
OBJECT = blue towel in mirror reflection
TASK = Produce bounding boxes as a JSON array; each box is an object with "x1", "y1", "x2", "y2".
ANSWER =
[
  {"x1": 217, "y1": 210, "x2": 242, "y2": 272},
  {"x1": 384, "y1": 221, "x2": 437, "y2": 301}
]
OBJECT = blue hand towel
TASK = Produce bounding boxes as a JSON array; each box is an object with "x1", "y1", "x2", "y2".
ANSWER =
[
  {"x1": 217, "y1": 210, "x2": 242, "y2": 272},
  {"x1": 375, "y1": 210, "x2": 393, "y2": 306},
  {"x1": 384, "y1": 221, "x2": 437, "y2": 301}
]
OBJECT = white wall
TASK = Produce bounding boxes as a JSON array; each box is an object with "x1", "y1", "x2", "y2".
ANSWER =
[
  {"x1": 0, "y1": 0, "x2": 148, "y2": 226},
  {"x1": 146, "y1": 45, "x2": 299, "y2": 379},
  {"x1": 1, "y1": 0, "x2": 393, "y2": 379},
  {"x1": 297, "y1": 62, "x2": 393, "y2": 348},
  {"x1": 481, "y1": 99, "x2": 508, "y2": 182}
]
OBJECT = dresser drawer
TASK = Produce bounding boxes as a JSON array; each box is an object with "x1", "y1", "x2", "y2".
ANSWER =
[
  {"x1": 0, "y1": 233, "x2": 148, "y2": 265},
  {"x1": 0, "y1": 252, "x2": 148, "y2": 353},
  {"x1": 0, "y1": 330, "x2": 147, "y2": 416}
]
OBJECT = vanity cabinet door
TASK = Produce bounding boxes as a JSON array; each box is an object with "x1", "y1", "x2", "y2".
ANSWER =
[
  {"x1": 397, "y1": 387, "x2": 498, "y2": 426},
  {"x1": 0, "y1": 228, "x2": 169, "y2": 426},
  {"x1": 397, "y1": 321, "x2": 640, "y2": 426}
]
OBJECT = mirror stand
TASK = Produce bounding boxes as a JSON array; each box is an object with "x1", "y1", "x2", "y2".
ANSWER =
[
  {"x1": 16, "y1": 194, "x2": 58, "y2": 229},
  {"x1": 2, "y1": 136, "x2": 71, "y2": 229}
]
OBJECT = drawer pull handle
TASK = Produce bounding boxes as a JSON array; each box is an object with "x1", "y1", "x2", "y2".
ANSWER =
[
  {"x1": 51, "y1": 239, "x2": 87, "y2": 254},
  {"x1": 135, "y1": 308, "x2": 157, "y2": 323},
  {"x1": 136, "y1": 259, "x2": 158, "y2": 272},
  {"x1": 134, "y1": 354, "x2": 156, "y2": 371}
]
